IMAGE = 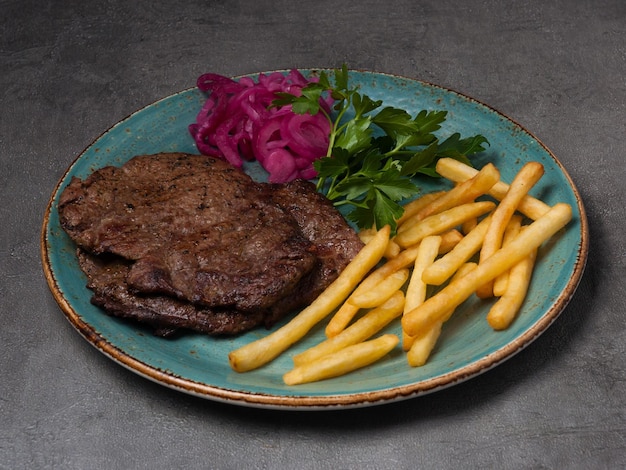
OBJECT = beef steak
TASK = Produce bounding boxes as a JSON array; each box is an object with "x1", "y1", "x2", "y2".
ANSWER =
[
  {"x1": 59, "y1": 153, "x2": 317, "y2": 311},
  {"x1": 58, "y1": 153, "x2": 363, "y2": 336},
  {"x1": 76, "y1": 249, "x2": 267, "y2": 336}
]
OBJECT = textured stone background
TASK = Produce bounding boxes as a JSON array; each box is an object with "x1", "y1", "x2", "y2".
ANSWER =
[{"x1": 1, "y1": 0, "x2": 624, "y2": 468}]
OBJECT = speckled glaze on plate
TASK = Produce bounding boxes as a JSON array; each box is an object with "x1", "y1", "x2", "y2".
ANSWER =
[{"x1": 41, "y1": 70, "x2": 588, "y2": 409}]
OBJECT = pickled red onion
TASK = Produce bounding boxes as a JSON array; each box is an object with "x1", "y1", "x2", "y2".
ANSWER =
[{"x1": 189, "y1": 69, "x2": 332, "y2": 183}]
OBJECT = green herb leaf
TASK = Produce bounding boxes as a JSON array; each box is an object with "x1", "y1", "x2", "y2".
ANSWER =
[
  {"x1": 334, "y1": 116, "x2": 374, "y2": 154},
  {"x1": 271, "y1": 65, "x2": 489, "y2": 234},
  {"x1": 437, "y1": 133, "x2": 490, "y2": 159},
  {"x1": 372, "y1": 107, "x2": 417, "y2": 138}
]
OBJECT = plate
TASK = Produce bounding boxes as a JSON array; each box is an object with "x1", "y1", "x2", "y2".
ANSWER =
[{"x1": 41, "y1": 70, "x2": 588, "y2": 409}]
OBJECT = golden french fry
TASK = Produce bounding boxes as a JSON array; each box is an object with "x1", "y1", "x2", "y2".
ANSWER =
[
  {"x1": 294, "y1": 291, "x2": 405, "y2": 367},
  {"x1": 358, "y1": 228, "x2": 376, "y2": 245},
  {"x1": 408, "y1": 162, "x2": 500, "y2": 222},
  {"x1": 492, "y1": 215, "x2": 523, "y2": 296},
  {"x1": 335, "y1": 233, "x2": 439, "y2": 335},
  {"x1": 395, "y1": 201, "x2": 496, "y2": 248},
  {"x1": 347, "y1": 243, "x2": 423, "y2": 303},
  {"x1": 402, "y1": 236, "x2": 442, "y2": 350},
  {"x1": 462, "y1": 217, "x2": 478, "y2": 234},
  {"x1": 402, "y1": 203, "x2": 572, "y2": 338},
  {"x1": 421, "y1": 215, "x2": 492, "y2": 285},
  {"x1": 487, "y1": 247, "x2": 538, "y2": 330},
  {"x1": 384, "y1": 239, "x2": 401, "y2": 259},
  {"x1": 349, "y1": 268, "x2": 409, "y2": 309},
  {"x1": 283, "y1": 334, "x2": 399, "y2": 385},
  {"x1": 359, "y1": 228, "x2": 399, "y2": 259},
  {"x1": 229, "y1": 225, "x2": 391, "y2": 372},
  {"x1": 396, "y1": 191, "x2": 447, "y2": 225},
  {"x1": 436, "y1": 158, "x2": 551, "y2": 220},
  {"x1": 477, "y1": 162, "x2": 544, "y2": 298},
  {"x1": 407, "y1": 322, "x2": 442, "y2": 367},
  {"x1": 405, "y1": 262, "x2": 476, "y2": 366},
  {"x1": 438, "y1": 229, "x2": 464, "y2": 254},
  {"x1": 325, "y1": 300, "x2": 361, "y2": 338},
  {"x1": 325, "y1": 236, "x2": 417, "y2": 337}
]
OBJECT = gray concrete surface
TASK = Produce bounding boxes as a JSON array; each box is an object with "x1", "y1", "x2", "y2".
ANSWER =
[{"x1": 1, "y1": 0, "x2": 625, "y2": 468}]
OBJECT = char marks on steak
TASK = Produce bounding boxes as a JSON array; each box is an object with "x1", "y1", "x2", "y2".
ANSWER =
[{"x1": 58, "y1": 153, "x2": 363, "y2": 336}]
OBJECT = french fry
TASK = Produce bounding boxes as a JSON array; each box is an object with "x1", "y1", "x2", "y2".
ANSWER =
[
  {"x1": 402, "y1": 236, "x2": 442, "y2": 350},
  {"x1": 405, "y1": 262, "x2": 476, "y2": 366},
  {"x1": 283, "y1": 334, "x2": 399, "y2": 385},
  {"x1": 436, "y1": 158, "x2": 551, "y2": 221},
  {"x1": 462, "y1": 217, "x2": 478, "y2": 234},
  {"x1": 327, "y1": 229, "x2": 456, "y2": 338},
  {"x1": 396, "y1": 191, "x2": 447, "y2": 225},
  {"x1": 406, "y1": 323, "x2": 442, "y2": 367},
  {"x1": 384, "y1": 239, "x2": 402, "y2": 259},
  {"x1": 476, "y1": 162, "x2": 544, "y2": 298},
  {"x1": 358, "y1": 228, "x2": 376, "y2": 245},
  {"x1": 360, "y1": 228, "x2": 400, "y2": 259},
  {"x1": 347, "y1": 243, "x2": 423, "y2": 303},
  {"x1": 404, "y1": 162, "x2": 500, "y2": 223},
  {"x1": 229, "y1": 225, "x2": 391, "y2": 372},
  {"x1": 438, "y1": 229, "x2": 464, "y2": 254},
  {"x1": 324, "y1": 300, "x2": 361, "y2": 338},
  {"x1": 421, "y1": 215, "x2": 492, "y2": 285},
  {"x1": 492, "y1": 215, "x2": 523, "y2": 297},
  {"x1": 293, "y1": 291, "x2": 404, "y2": 367},
  {"x1": 442, "y1": 262, "x2": 478, "y2": 325},
  {"x1": 487, "y1": 246, "x2": 538, "y2": 330},
  {"x1": 395, "y1": 201, "x2": 496, "y2": 248},
  {"x1": 402, "y1": 203, "x2": 572, "y2": 338},
  {"x1": 325, "y1": 240, "x2": 417, "y2": 337},
  {"x1": 348, "y1": 268, "x2": 409, "y2": 309}
]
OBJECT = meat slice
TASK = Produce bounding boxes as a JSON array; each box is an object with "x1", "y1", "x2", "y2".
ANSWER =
[
  {"x1": 76, "y1": 250, "x2": 267, "y2": 336},
  {"x1": 59, "y1": 153, "x2": 364, "y2": 336},
  {"x1": 267, "y1": 180, "x2": 364, "y2": 317},
  {"x1": 58, "y1": 153, "x2": 317, "y2": 311}
]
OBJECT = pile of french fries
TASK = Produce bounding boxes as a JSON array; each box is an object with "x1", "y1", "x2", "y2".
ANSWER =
[{"x1": 228, "y1": 158, "x2": 572, "y2": 385}]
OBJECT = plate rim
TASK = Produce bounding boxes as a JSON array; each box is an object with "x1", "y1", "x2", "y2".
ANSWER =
[{"x1": 41, "y1": 69, "x2": 589, "y2": 410}]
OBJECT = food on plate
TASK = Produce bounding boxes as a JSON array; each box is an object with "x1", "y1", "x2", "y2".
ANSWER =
[
  {"x1": 292, "y1": 290, "x2": 404, "y2": 367},
  {"x1": 475, "y1": 161, "x2": 544, "y2": 298},
  {"x1": 436, "y1": 157, "x2": 550, "y2": 220},
  {"x1": 75, "y1": 250, "x2": 267, "y2": 336},
  {"x1": 401, "y1": 202, "x2": 572, "y2": 338},
  {"x1": 325, "y1": 226, "x2": 460, "y2": 338},
  {"x1": 228, "y1": 158, "x2": 572, "y2": 384},
  {"x1": 347, "y1": 268, "x2": 409, "y2": 309},
  {"x1": 406, "y1": 261, "x2": 475, "y2": 367},
  {"x1": 402, "y1": 163, "x2": 500, "y2": 222},
  {"x1": 58, "y1": 153, "x2": 363, "y2": 336},
  {"x1": 421, "y1": 214, "x2": 493, "y2": 286},
  {"x1": 189, "y1": 69, "x2": 332, "y2": 183},
  {"x1": 492, "y1": 215, "x2": 523, "y2": 296},
  {"x1": 228, "y1": 225, "x2": 390, "y2": 372},
  {"x1": 57, "y1": 64, "x2": 573, "y2": 386},
  {"x1": 402, "y1": 235, "x2": 441, "y2": 353},
  {"x1": 394, "y1": 201, "x2": 496, "y2": 248},
  {"x1": 193, "y1": 65, "x2": 490, "y2": 233},
  {"x1": 283, "y1": 334, "x2": 400, "y2": 386}
]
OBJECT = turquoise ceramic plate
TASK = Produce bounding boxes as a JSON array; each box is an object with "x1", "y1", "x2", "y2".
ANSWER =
[{"x1": 41, "y1": 70, "x2": 588, "y2": 409}]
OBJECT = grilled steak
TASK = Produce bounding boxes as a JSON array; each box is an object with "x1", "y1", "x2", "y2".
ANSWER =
[
  {"x1": 268, "y1": 179, "x2": 365, "y2": 315},
  {"x1": 76, "y1": 250, "x2": 268, "y2": 336},
  {"x1": 58, "y1": 153, "x2": 363, "y2": 336},
  {"x1": 59, "y1": 153, "x2": 317, "y2": 311}
]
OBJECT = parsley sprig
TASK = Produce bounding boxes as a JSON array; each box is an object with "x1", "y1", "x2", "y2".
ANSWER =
[{"x1": 273, "y1": 65, "x2": 489, "y2": 234}]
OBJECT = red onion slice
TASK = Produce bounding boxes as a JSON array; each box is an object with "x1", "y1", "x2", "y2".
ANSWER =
[{"x1": 190, "y1": 69, "x2": 332, "y2": 182}]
